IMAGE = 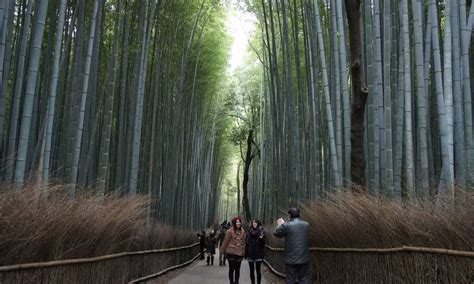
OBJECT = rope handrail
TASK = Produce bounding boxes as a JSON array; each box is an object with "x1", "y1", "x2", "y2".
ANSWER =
[
  {"x1": 262, "y1": 259, "x2": 286, "y2": 278},
  {"x1": 0, "y1": 242, "x2": 199, "y2": 272},
  {"x1": 265, "y1": 244, "x2": 474, "y2": 257}
]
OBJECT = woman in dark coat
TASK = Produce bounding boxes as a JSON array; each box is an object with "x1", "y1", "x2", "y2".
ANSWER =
[
  {"x1": 198, "y1": 230, "x2": 206, "y2": 260},
  {"x1": 245, "y1": 219, "x2": 266, "y2": 284},
  {"x1": 218, "y1": 224, "x2": 228, "y2": 266},
  {"x1": 206, "y1": 230, "x2": 218, "y2": 265}
]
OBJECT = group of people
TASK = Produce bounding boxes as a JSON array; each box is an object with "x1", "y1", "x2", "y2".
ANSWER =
[{"x1": 197, "y1": 207, "x2": 310, "y2": 284}]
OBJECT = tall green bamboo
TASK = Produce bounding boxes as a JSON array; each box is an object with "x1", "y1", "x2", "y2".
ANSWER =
[
  {"x1": 42, "y1": 0, "x2": 67, "y2": 184},
  {"x1": 97, "y1": 0, "x2": 123, "y2": 193},
  {"x1": 70, "y1": 0, "x2": 100, "y2": 197},
  {"x1": 4, "y1": 0, "x2": 33, "y2": 182},
  {"x1": 412, "y1": 0, "x2": 429, "y2": 197},
  {"x1": 313, "y1": 0, "x2": 341, "y2": 187},
  {"x1": 14, "y1": 0, "x2": 49, "y2": 185}
]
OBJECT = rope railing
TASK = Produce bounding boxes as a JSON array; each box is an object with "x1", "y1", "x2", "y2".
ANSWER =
[
  {"x1": 128, "y1": 253, "x2": 200, "y2": 283},
  {"x1": 265, "y1": 244, "x2": 474, "y2": 257},
  {"x1": 262, "y1": 259, "x2": 286, "y2": 278}
]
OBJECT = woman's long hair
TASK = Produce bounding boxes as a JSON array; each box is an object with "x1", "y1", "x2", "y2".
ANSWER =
[
  {"x1": 249, "y1": 219, "x2": 262, "y2": 236},
  {"x1": 231, "y1": 216, "x2": 242, "y2": 231}
]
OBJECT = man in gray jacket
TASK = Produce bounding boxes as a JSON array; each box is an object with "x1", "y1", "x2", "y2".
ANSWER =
[{"x1": 274, "y1": 208, "x2": 310, "y2": 284}]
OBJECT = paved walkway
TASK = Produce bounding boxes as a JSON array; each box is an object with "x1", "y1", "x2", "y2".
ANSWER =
[{"x1": 168, "y1": 251, "x2": 272, "y2": 284}]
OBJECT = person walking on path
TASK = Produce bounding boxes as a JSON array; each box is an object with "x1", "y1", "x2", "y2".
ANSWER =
[
  {"x1": 206, "y1": 229, "x2": 218, "y2": 265},
  {"x1": 274, "y1": 208, "x2": 310, "y2": 284},
  {"x1": 220, "y1": 216, "x2": 246, "y2": 284},
  {"x1": 245, "y1": 219, "x2": 266, "y2": 284},
  {"x1": 198, "y1": 230, "x2": 206, "y2": 260},
  {"x1": 218, "y1": 221, "x2": 229, "y2": 266}
]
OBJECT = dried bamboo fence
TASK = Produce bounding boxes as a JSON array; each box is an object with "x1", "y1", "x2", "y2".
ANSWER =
[
  {"x1": 265, "y1": 245, "x2": 474, "y2": 283},
  {"x1": 0, "y1": 243, "x2": 199, "y2": 283}
]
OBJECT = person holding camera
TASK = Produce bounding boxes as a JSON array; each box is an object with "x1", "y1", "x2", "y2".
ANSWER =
[
  {"x1": 274, "y1": 208, "x2": 310, "y2": 284},
  {"x1": 245, "y1": 219, "x2": 266, "y2": 284}
]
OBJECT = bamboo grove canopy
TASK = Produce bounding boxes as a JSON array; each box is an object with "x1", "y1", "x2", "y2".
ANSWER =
[{"x1": 0, "y1": 0, "x2": 473, "y2": 227}]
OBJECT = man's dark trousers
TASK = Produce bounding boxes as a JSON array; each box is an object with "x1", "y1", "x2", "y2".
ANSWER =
[{"x1": 285, "y1": 263, "x2": 310, "y2": 284}]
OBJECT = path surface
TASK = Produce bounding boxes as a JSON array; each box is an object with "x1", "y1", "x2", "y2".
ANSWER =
[{"x1": 168, "y1": 251, "x2": 280, "y2": 284}]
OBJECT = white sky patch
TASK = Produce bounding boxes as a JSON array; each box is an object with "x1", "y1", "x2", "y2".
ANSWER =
[{"x1": 226, "y1": 3, "x2": 257, "y2": 74}]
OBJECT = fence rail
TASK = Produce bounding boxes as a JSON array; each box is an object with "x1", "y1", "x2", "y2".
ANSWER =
[
  {"x1": 265, "y1": 245, "x2": 474, "y2": 283},
  {"x1": 129, "y1": 253, "x2": 200, "y2": 283},
  {"x1": 0, "y1": 243, "x2": 199, "y2": 283}
]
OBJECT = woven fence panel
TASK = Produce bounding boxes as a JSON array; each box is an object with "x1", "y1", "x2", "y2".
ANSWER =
[
  {"x1": 0, "y1": 244, "x2": 199, "y2": 283},
  {"x1": 265, "y1": 246, "x2": 474, "y2": 283}
]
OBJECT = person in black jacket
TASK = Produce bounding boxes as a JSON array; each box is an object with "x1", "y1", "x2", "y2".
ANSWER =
[
  {"x1": 206, "y1": 230, "x2": 218, "y2": 265},
  {"x1": 245, "y1": 219, "x2": 266, "y2": 284},
  {"x1": 218, "y1": 222, "x2": 228, "y2": 266},
  {"x1": 198, "y1": 230, "x2": 206, "y2": 260},
  {"x1": 274, "y1": 208, "x2": 310, "y2": 284}
]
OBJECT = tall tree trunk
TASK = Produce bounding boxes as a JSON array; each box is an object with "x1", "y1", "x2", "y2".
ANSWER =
[
  {"x1": 242, "y1": 129, "x2": 255, "y2": 221},
  {"x1": 345, "y1": 0, "x2": 368, "y2": 190},
  {"x1": 237, "y1": 160, "x2": 241, "y2": 216}
]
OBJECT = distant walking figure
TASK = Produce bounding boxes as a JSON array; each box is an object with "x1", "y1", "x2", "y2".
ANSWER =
[
  {"x1": 274, "y1": 208, "x2": 310, "y2": 284},
  {"x1": 198, "y1": 231, "x2": 206, "y2": 260},
  {"x1": 245, "y1": 219, "x2": 266, "y2": 284},
  {"x1": 206, "y1": 230, "x2": 217, "y2": 265},
  {"x1": 220, "y1": 216, "x2": 246, "y2": 284},
  {"x1": 218, "y1": 221, "x2": 229, "y2": 266}
]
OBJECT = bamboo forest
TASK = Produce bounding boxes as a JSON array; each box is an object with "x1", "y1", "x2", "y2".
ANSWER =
[{"x1": 0, "y1": 0, "x2": 473, "y2": 282}]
